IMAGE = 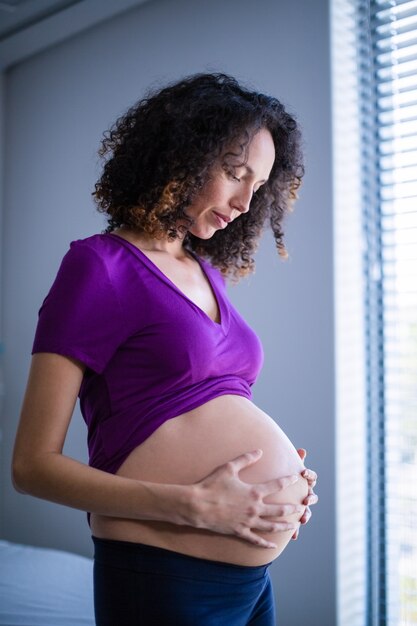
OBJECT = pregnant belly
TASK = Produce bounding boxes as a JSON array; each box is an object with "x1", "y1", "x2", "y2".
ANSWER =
[{"x1": 90, "y1": 395, "x2": 309, "y2": 566}]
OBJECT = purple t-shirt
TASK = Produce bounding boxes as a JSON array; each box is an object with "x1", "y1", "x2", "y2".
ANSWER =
[{"x1": 32, "y1": 233, "x2": 264, "y2": 474}]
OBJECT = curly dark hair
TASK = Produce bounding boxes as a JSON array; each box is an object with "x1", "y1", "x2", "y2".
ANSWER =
[{"x1": 93, "y1": 72, "x2": 304, "y2": 279}]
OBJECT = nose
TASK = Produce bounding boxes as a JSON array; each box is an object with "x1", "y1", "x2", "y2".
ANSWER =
[{"x1": 231, "y1": 185, "x2": 253, "y2": 214}]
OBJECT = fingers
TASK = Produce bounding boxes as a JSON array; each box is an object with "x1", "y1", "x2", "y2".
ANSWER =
[
  {"x1": 291, "y1": 524, "x2": 301, "y2": 540},
  {"x1": 227, "y1": 449, "x2": 263, "y2": 474},
  {"x1": 256, "y1": 518, "x2": 300, "y2": 533},
  {"x1": 237, "y1": 523, "x2": 298, "y2": 549},
  {"x1": 303, "y1": 492, "x2": 318, "y2": 506},
  {"x1": 301, "y1": 468, "x2": 317, "y2": 487},
  {"x1": 292, "y1": 505, "x2": 312, "y2": 539},
  {"x1": 261, "y1": 474, "x2": 300, "y2": 496},
  {"x1": 297, "y1": 448, "x2": 307, "y2": 461},
  {"x1": 262, "y1": 502, "x2": 305, "y2": 519},
  {"x1": 299, "y1": 506, "x2": 312, "y2": 525}
]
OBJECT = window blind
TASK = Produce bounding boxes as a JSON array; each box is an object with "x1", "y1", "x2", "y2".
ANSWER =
[
  {"x1": 373, "y1": 1, "x2": 417, "y2": 624},
  {"x1": 334, "y1": 0, "x2": 417, "y2": 625}
]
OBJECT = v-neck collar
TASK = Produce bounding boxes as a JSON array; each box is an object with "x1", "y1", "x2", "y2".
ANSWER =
[{"x1": 106, "y1": 233, "x2": 230, "y2": 332}]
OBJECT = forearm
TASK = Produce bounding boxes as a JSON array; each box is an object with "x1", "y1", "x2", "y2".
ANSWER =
[
  {"x1": 12, "y1": 446, "x2": 304, "y2": 548},
  {"x1": 13, "y1": 355, "x2": 301, "y2": 547},
  {"x1": 12, "y1": 452, "x2": 195, "y2": 526}
]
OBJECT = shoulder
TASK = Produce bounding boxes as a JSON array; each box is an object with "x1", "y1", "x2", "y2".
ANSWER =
[
  {"x1": 62, "y1": 234, "x2": 149, "y2": 313},
  {"x1": 67, "y1": 233, "x2": 120, "y2": 259},
  {"x1": 63, "y1": 233, "x2": 132, "y2": 280}
]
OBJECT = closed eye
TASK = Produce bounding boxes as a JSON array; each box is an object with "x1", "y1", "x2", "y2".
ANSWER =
[
  {"x1": 235, "y1": 178, "x2": 261, "y2": 197},
  {"x1": 231, "y1": 174, "x2": 258, "y2": 196},
  {"x1": 228, "y1": 171, "x2": 266, "y2": 191},
  {"x1": 227, "y1": 169, "x2": 265, "y2": 195}
]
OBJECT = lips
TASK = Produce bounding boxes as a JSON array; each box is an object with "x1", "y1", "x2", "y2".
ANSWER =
[{"x1": 213, "y1": 211, "x2": 232, "y2": 226}]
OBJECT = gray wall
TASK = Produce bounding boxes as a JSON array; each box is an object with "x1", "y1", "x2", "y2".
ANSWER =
[
  {"x1": 1, "y1": 0, "x2": 335, "y2": 624},
  {"x1": 0, "y1": 73, "x2": 4, "y2": 540}
]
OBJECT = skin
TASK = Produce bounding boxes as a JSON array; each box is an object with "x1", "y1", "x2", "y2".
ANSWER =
[
  {"x1": 187, "y1": 128, "x2": 318, "y2": 537},
  {"x1": 12, "y1": 127, "x2": 317, "y2": 551},
  {"x1": 185, "y1": 128, "x2": 274, "y2": 240}
]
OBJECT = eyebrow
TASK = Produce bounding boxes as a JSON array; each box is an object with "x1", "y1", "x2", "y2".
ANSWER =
[{"x1": 242, "y1": 164, "x2": 267, "y2": 184}]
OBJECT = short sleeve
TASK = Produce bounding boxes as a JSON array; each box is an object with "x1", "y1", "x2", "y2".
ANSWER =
[{"x1": 32, "y1": 240, "x2": 128, "y2": 373}]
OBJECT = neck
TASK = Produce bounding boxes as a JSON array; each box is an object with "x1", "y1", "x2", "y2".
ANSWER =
[{"x1": 113, "y1": 226, "x2": 189, "y2": 259}]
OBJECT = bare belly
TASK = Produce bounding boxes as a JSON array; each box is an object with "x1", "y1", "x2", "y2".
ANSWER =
[{"x1": 91, "y1": 395, "x2": 308, "y2": 566}]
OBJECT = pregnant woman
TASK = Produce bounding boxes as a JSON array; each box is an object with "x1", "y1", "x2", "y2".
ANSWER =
[{"x1": 12, "y1": 72, "x2": 318, "y2": 625}]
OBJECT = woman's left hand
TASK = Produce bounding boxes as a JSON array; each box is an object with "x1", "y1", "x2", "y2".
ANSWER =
[{"x1": 292, "y1": 448, "x2": 318, "y2": 540}]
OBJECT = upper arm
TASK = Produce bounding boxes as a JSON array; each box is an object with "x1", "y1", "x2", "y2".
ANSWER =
[
  {"x1": 32, "y1": 241, "x2": 130, "y2": 374},
  {"x1": 13, "y1": 353, "x2": 85, "y2": 475}
]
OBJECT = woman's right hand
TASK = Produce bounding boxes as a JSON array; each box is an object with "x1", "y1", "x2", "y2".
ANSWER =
[
  {"x1": 13, "y1": 355, "x2": 302, "y2": 547},
  {"x1": 188, "y1": 449, "x2": 302, "y2": 548}
]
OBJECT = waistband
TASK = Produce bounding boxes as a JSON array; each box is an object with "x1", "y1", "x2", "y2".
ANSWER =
[{"x1": 92, "y1": 536, "x2": 271, "y2": 583}]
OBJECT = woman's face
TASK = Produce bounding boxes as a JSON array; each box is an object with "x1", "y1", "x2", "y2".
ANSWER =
[{"x1": 186, "y1": 127, "x2": 275, "y2": 239}]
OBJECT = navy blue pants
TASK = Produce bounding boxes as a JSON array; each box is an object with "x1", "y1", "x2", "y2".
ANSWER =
[{"x1": 93, "y1": 536, "x2": 276, "y2": 625}]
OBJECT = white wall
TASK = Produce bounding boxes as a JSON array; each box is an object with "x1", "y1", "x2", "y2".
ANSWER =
[{"x1": 1, "y1": 0, "x2": 335, "y2": 623}]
